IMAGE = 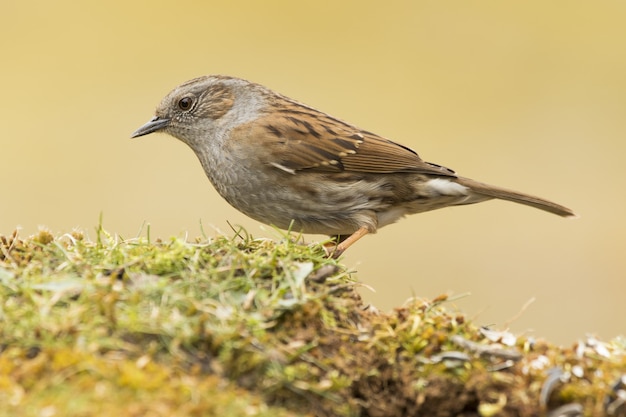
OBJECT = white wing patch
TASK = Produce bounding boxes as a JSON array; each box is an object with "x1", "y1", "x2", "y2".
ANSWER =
[
  {"x1": 270, "y1": 162, "x2": 296, "y2": 175},
  {"x1": 425, "y1": 178, "x2": 469, "y2": 196}
]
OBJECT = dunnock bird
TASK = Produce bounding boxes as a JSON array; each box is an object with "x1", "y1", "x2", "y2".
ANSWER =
[{"x1": 132, "y1": 75, "x2": 575, "y2": 257}]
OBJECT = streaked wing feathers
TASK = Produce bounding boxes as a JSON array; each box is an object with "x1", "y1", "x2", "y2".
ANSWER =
[{"x1": 252, "y1": 98, "x2": 456, "y2": 177}]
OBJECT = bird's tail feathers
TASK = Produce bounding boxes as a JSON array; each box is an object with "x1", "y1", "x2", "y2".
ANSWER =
[{"x1": 455, "y1": 177, "x2": 577, "y2": 218}]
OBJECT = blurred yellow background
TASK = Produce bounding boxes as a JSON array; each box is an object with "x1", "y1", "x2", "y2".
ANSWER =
[{"x1": 2, "y1": 1, "x2": 624, "y2": 345}]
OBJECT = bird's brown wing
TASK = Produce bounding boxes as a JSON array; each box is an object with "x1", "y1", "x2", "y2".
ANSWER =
[{"x1": 244, "y1": 98, "x2": 456, "y2": 177}]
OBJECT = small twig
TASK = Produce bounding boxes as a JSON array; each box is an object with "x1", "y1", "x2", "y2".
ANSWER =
[
  {"x1": 451, "y1": 335, "x2": 522, "y2": 361},
  {"x1": 503, "y1": 297, "x2": 536, "y2": 330}
]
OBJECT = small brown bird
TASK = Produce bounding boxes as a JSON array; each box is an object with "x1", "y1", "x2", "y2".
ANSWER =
[{"x1": 132, "y1": 75, "x2": 575, "y2": 257}]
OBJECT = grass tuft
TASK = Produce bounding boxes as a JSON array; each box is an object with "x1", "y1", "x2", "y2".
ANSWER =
[{"x1": 0, "y1": 228, "x2": 624, "y2": 417}]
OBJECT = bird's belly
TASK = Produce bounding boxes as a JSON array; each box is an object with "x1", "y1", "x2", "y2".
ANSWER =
[
  {"x1": 208, "y1": 169, "x2": 391, "y2": 235},
  {"x1": 204, "y1": 163, "x2": 474, "y2": 236}
]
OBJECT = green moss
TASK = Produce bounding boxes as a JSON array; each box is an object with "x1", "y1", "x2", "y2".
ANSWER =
[{"x1": 0, "y1": 228, "x2": 624, "y2": 417}]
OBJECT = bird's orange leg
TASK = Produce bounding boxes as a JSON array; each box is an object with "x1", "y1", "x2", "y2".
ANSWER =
[{"x1": 326, "y1": 226, "x2": 370, "y2": 259}]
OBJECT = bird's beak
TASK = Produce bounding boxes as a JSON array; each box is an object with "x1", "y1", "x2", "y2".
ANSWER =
[{"x1": 131, "y1": 116, "x2": 170, "y2": 138}]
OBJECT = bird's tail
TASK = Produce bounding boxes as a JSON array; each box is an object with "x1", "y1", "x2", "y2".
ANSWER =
[{"x1": 455, "y1": 177, "x2": 577, "y2": 218}]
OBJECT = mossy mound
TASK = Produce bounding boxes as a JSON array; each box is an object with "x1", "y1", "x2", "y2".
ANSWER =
[{"x1": 0, "y1": 228, "x2": 624, "y2": 417}]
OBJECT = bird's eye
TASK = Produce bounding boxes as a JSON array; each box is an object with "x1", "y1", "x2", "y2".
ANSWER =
[{"x1": 178, "y1": 97, "x2": 193, "y2": 111}]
